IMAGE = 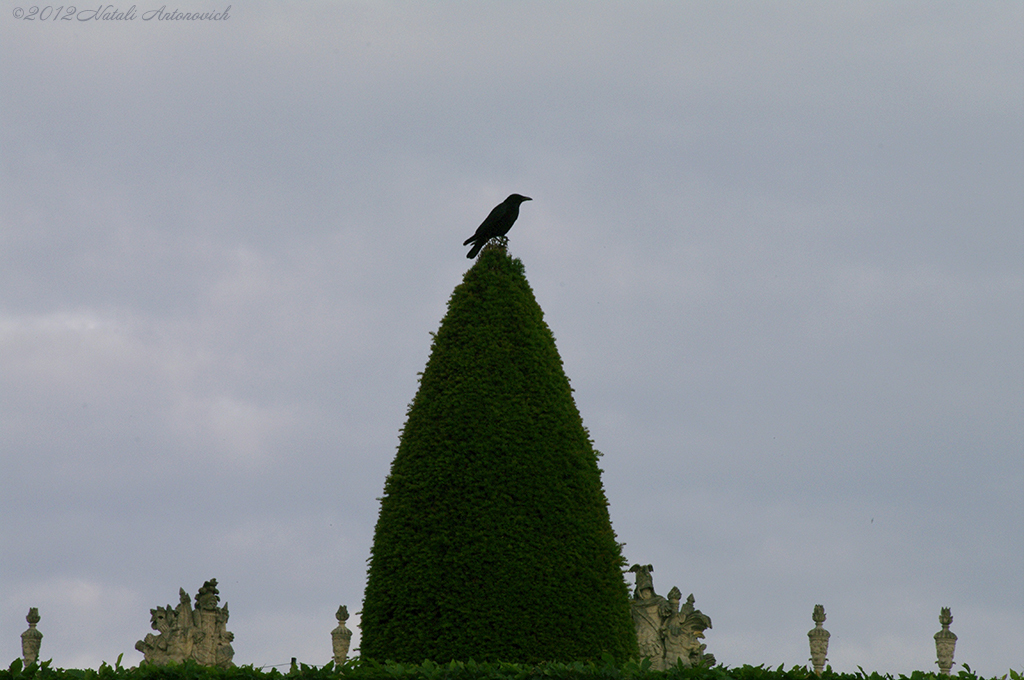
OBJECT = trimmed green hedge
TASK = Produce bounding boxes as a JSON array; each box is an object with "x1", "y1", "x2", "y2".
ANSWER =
[
  {"x1": 361, "y1": 248, "x2": 636, "y2": 663},
  {"x1": 3, "y1": 658, "x2": 1019, "y2": 680}
]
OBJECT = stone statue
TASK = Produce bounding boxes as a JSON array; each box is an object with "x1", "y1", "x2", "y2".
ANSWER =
[
  {"x1": 21, "y1": 608, "x2": 42, "y2": 665},
  {"x1": 628, "y1": 564, "x2": 671, "y2": 667},
  {"x1": 135, "y1": 604, "x2": 178, "y2": 665},
  {"x1": 663, "y1": 589, "x2": 714, "y2": 669},
  {"x1": 135, "y1": 579, "x2": 234, "y2": 668},
  {"x1": 331, "y1": 605, "x2": 353, "y2": 665},
  {"x1": 628, "y1": 564, "x2": 714, "y2": 670},
  {"x1": 191, "y1": 579, "x2": 235, "y2": 667}
]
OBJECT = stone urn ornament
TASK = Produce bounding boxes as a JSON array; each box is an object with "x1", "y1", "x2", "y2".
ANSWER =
[
  {"x1": 331, "y1": 605, "x2": 353, "y2": 665},
  {"x1": 934, "y1": 607, "x2": 957, "y2": 675},
  {"x1": 21, "y1": 608, "x2": 43, "y2": 665},
  {"x1": 807, "y1": 604, "x2": 830, "y2": 675}
]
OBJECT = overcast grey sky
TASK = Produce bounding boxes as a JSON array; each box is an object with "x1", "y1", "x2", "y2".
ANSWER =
[{"x1": 2, "y1": 2, "x2": 1021, "y2": 675}]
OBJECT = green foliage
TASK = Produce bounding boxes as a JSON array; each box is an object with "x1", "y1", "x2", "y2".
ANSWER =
[
  {"x1": 360, "y1": 248, "x2": 637, "y2": 663},
  {"x1": 2, "y1": 660, "x2": 1017, "y2": 680}
]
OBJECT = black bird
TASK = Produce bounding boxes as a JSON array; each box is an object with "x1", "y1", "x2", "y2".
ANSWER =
[{"x1": 463, "y1": 194, "x2": 532, "y2": 258}]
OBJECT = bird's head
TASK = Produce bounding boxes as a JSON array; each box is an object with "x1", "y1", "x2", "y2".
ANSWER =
[{"x1": 507, "y1": 194, "x2": 532, "y2": 204}]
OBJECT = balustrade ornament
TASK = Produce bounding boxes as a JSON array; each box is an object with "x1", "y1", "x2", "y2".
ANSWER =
[
  {"x1": 134, "y1": 578, "x2": 235, "y2": 668},
  {"x1": 331, "y1": 605, "x2": 352, "y2": 665},
  {"x1": 807, "y1": 604, "x2": 830, "y2": 675},
  {"x1": 21, "y1": 608, "x2": 43, "y2": 665},
  {"x1": 15, "y1": 590, "x2": 970, "y2": 671},
  {"x1": 628, "y1": 564, "x2": 715, "y2": 670},
  {"x1": 934, "y1": 607, "x2": 957, "y2": 675}
]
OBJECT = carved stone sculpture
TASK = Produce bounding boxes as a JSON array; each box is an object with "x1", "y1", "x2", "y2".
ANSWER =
[
  {"x1": 331, "y1": 605, "x2": 352, "y2": 665},
  {"x1": 628, "y1": 564, "x2": 714, "y2": 670},
  {"x1": 629, "y1": 565, "x2": 670, "y2": 667},
  {"x1": 934, "y1": 607, "x2": 957, "y2": 675},
  {"x1": 135, "y1": 579, "x2": 235, "y2": 668},
  {"x1": 192, "y1": 579, "x2": 235, "y2": 667},
  {"x1": 21, "y1": 608, "x2": 42, "y2": 665},
  {"x1": 807, "y1": 604, "x2": 830, "y2": 675},
  {"x1": 664, "y1": 589, "x2": 714, "y2": 669},
  {"x1": 135, "y1": 604, "x2": 177, "y2": 665}
]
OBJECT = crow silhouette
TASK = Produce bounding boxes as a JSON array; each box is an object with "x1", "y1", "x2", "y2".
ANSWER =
[{"x1": 463, "y1": 194, "x2": 532, "y2": 258}]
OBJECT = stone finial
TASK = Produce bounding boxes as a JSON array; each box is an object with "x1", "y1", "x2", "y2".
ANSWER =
[
  {"x1": 807, "y1": 604, "x2": 830, "y2": 676},
  {"x1": 21, "y1": 608, "x2": 43, "y2": 665},
  {"x1": 934, "y1": 607, "x2": 957, "y2": 675},
  {"x1": 331, "y1": 605, "x2": 353, "y2": 665}
]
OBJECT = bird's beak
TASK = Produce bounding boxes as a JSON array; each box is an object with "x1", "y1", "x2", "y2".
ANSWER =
[{"x1": 523, "y1": 196, "x2": 532, "y2": 201}]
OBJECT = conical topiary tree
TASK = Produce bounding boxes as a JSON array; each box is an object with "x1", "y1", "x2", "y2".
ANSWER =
[{"x1": 360, "y1": 245, "x2": 637, "y2": 664}]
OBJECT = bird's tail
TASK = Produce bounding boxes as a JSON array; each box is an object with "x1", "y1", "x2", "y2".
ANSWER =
[{"x1": 466, "y1": 242, "x2": 483, "y2": 258}]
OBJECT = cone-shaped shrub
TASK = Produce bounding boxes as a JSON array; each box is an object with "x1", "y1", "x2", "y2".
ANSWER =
[{"x1": 360, "y1": 247, "x2": 637, "y2": 664}]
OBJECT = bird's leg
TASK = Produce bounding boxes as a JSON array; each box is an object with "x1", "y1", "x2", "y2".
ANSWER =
[{"x1": 486, "y1": 235, "x2": 509, "y2": 253}]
